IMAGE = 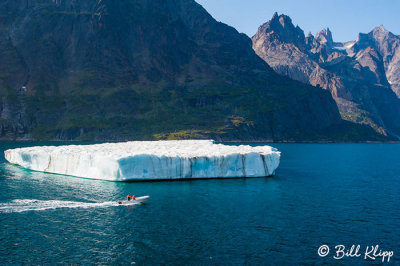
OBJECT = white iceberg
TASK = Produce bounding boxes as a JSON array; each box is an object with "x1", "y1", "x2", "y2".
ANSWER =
[{"x1": 4, "y1": 140, "x2": 280, "y2": 181}]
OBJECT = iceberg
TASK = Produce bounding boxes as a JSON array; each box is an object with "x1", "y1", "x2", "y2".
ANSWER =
[{"x1": 4, "y1": 140, "x2": 280, "y2": 181}]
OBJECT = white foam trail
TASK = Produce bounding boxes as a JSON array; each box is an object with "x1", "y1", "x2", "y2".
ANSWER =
[{"x1": 0, "y1": 199, "x2": 143, "y2": 213}]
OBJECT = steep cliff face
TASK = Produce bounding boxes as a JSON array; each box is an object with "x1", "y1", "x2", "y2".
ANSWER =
[
  {"x1": 0, "y1": 0, "x2": 369, "y2": 141},
  {"x1": 252, "y1": 15, "x2": 343, "y2": 97},
  {"x1": 252, "y1": 13, "x2": 400, "y2": 138},
  {"x1": 350, "y1": 26, "x2": 400, "y2": 97}
]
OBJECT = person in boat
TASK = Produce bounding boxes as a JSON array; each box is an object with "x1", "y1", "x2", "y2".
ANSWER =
[
  {"x1": 127, "y1": 194, "x2": 132, "y2": 201},
  {"x1": 132, "y1": 195, "x2": 136, "y2": 200}
]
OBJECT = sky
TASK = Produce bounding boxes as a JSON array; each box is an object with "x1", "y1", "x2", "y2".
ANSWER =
[{"x1": 195, "y1": 0, "x2": 400, "y2": 42}]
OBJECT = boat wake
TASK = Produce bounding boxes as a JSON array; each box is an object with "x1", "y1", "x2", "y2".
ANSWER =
[{"x1": 0, "y1": 198, "x2": 147, "y2": 213}]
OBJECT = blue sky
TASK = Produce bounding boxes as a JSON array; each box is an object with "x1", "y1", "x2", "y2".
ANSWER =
[{"x1": 196, "y1": 0, "x2": 400, "y2": 42}]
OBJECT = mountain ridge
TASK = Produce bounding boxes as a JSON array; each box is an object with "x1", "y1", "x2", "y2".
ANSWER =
[
  {"x1": 252, "y1": 13, "x2": 400, "y2": 139},
  {"x1": 0, "y1": 2, "x2": 386, "y2": 141}
]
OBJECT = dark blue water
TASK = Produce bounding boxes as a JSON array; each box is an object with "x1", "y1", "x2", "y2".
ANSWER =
[{"x1": 0, "y1": 142, "x2": 399, "y2": 265}]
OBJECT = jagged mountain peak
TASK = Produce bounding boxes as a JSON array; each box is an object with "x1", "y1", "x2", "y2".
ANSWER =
[
  {"x1": 252, "y1": 13, "x2": 400, "y2": 140},
  {"x1": 317, "y1": 27, "x2": 332, "y2": 35},
  {"x1": 270, "y1": 12, "x2": 292, "y2": 26},
  {"x1": 315, "y1": 27, "x2": 334, "y2": 47},
  {"x1": 370, "y1": 25, "x2": 400, "y2": 44},
  {"x1": 255, "y1": 12, "x2": 306, "y2": 50},
  {"x1": 354, "y1": 25, "x2": 399, "y2": 44},
  {"x1": 266, "y1": 12, "x2": 298, "y2": 33},
  {"x1": 373, "y1": 25, "x2": 388, "y2": 33},
  {"x1": 352, "y1": 25, "x2": 399, "y2": 59}
]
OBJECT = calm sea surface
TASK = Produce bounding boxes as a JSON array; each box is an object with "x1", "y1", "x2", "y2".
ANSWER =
[{"x1": 0, "y1": 142, "x2": 399, "y2": 265}]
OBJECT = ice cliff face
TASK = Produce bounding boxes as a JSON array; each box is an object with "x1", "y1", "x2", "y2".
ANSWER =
[{"x1": 4, "y1": 140, "x2": 281, "y2": 181}]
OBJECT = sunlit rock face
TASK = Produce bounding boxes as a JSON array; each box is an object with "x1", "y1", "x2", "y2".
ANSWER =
[
  {"x1": 4, "y1": 140, "x2": 281, "y2": 181},
  {"x1": 252, "y1": 13, "x2": 400, "y2": 139}
]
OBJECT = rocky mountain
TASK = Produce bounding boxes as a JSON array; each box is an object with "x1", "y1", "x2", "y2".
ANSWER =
[
  {"x1": 0, "y1": 1, "x2": 381, "y2": 141},
  {"x1": 349, "y1": 26, "x2": 400, "y2": 97},
  {"x1": 252, "y1": 13, "x2": 400, "y2": 138}
]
